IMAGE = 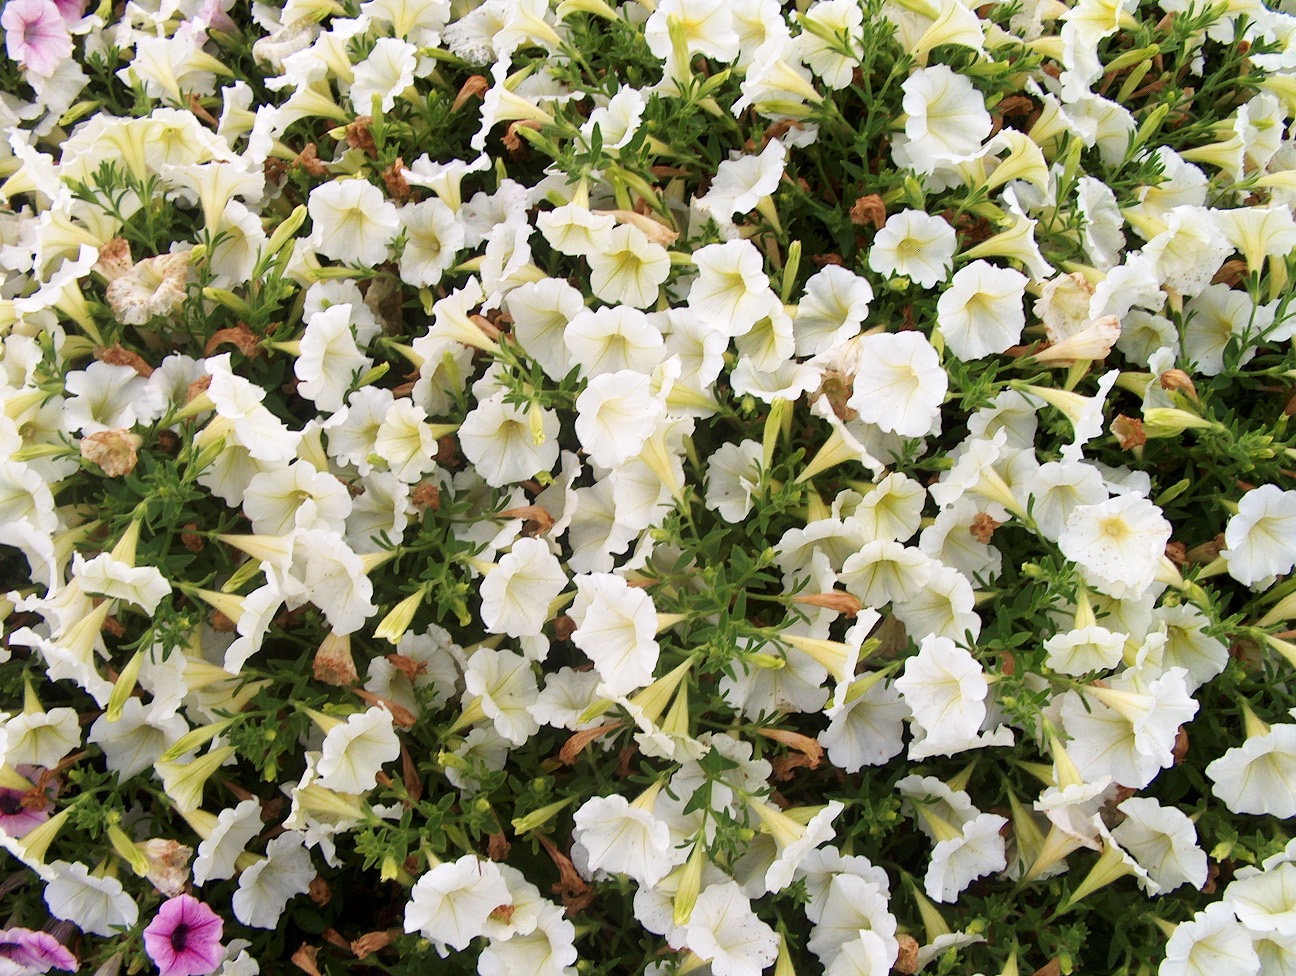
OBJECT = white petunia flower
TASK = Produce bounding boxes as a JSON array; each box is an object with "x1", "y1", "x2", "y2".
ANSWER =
[
  {"x1": 846, "y1": 331, "x2": 947, "y2": 438},
  {"x1": 462, "y1": 647, "x2": 541, "y2": 746},
  {"x1": 233, "y1": 832, "x2": 316, "y2": 929},
  {"x1": 685, "y1": 881, "x2": 780, "y2": 976},
  {"x1": 900, "y1": 64, "x2": 991, "y2": 173},
  {"x1": 573, "y1": 370, "x2": 665, "y2": 469},
  {"x1": 587, "y1": 224, "x2": 671, "y2": 309},
  {"x1": 479, "y1": 538, "x2": 566, "y2": 638},
  {"x1": 1223, "y1": 485, "x2": 1296, "y2": 587},
  {"x1": 867, "y1": 210, "x2": 956, "y2": 288},
  {"x1": 936, "y1": 261, "x2": 1029, "y2": 361},
  {"x1": 1058, "y1": 493, "x2": 1172, "y2": 599},
  {"x1": 1112, "y1": 797, "x2": 1207, "y2": 895},
  {"x1": 295, "y1": 304, "x2": 372, "y2": 412},
  {"x1": 1206, "y1": 722, "x2": 1296, "y2": 818},
  {"x1": 308, "y1": 179, "x2": 400, "y2": 266},
  {"x1": 316, "y1": 705, "x2": 401, "y2": 794},
  {"x1": 403, "y1": 855, "x2": 513, "y2": 950},
  {"x1": 792, "y1": 264, "x2": 872, "y2": 357},
  {"x1": 895, "y1": 634, "x2": 987, "y2": 745},
  {"x1": 573, "y1": 792, "x2": 680, "y2": 889},
  {"x1": 44, "y1": 860, "x2": 139, "y2": 936},
  {"x1": 459, "y1": 392, "x2": 559, "y2": 488},
  {"x1": 570, "y1": 573, "x2": 660, "y2": 697},
  {"x1": 689, "y1": 239, "x2": 774, "y2": 337}
]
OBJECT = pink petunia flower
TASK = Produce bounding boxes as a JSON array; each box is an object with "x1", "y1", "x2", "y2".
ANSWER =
[
  {"x1": 0, "y1": 928, "x2": 78, "y2": 972},
  {"x1": 0, "y1": 767, "x2": 53, "y2": 839},
  {"x1": 1, "y1": 0, "x2": 73, "y2": 77},
  {"x1": 142, "y1": 895, "x2": 224, "y2": 976},
  {"x1": 48, "y1": 0, "x2": 83, "y2": 23}
]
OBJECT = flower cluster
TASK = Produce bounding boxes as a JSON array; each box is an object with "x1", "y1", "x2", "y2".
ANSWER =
[{"x1": 0, "y1": 0, "x2": 1295, "y2": 974}]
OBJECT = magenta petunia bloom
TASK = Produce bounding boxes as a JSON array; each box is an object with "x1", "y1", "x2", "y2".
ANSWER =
[
  {"x1": 1, "y1": 0, "x2": 73, "y2": 77},
  {"x1": 48, "y1": 0, "x2": 84, "y2": 23},
  {"x1": 0, "y1": 768, "x2": 52, "y2": 839},
  {"x1": 0, "y1": 928, "x2": 77, "y2": 972},
  {"x1": 142, "y1": 895, "x2": 225, "y2": 976}
]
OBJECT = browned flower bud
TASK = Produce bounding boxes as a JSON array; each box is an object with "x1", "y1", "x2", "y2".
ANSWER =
[
  {"x1": 970, "y1": 512, "x2": 1003, "y2": 543},
  {"x1": 81, "y1": 430, "x2": 143, "y2": 476},
  {"x1": 849, "y1": 193, "x2": 887, "y2": 229},
  {"x1": 793, "y1": 591, "x2": 863, "y2": 617},
  {"x1": 1159, "y1": 368, "x2": 1199, "y2": 401},
  {"x1": 351, "y1": 930, "x2": 397, "y2": 960},
  {"x1": 308, "y1": 877, "x2": 331, "y2": 905},
  {"x1": 453, "y1": 75, "x2": 489, "y2": 112},
  {"x1": 1111, "y1": 414, "x2": 1147, "y2": 450},
  {"x1": 893, "y1": 934, "x2": 921, "y2": 974},
  {"x1": 137, "y1": 838, "x2": 192, "y2": 896},
  {"x1": 94, "y1": 238, "x2": 133, "y2": 282},
  {"x1": 313, "y1": 632, "x2": 358, "y2": 686}
]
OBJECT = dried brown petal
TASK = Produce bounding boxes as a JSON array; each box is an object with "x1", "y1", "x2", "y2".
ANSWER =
[
  {"x1": 313, "y1": 632, "x2": 358, "y2": 686},
  {"x1": 81, "y1": 430, "x2": 142, "y2": 477},
  {"x1": 1159, "y1": 368, "x2": 1199, "y2": 401},
  {"x1": 351, "y1": 689, "x2": 417, "y2": 727},
  {"x1": 343, "y1": 116, "x2": 376, "y2": 156},
  {"x1": 793, "y1": 591, "x2": 862, "y2": 617},
  {"x1": 351, "y1": 931, "x2": 397, "y2": 960},
  {"x1": 893, "y1": 934, "x2": 920, "y2": 974},
  {"x1": 558, "y1": 721, "x2": 623, "y2": 765},
  {"x1": 204, "y1": 325, "x2": 262, "y2": 360},
  {"x1": 95, "y1": 344, "x2": 153, "y2": 377},
  {"x1": 95, "y1": 238, "x2": 133, "y2": 282},
  {"x1": 383, "y1": 157, "x2": 411, "y2": 203},
  {"x1": 970, "y1": 512, "x2": 1003, "y2": 543},
  {"x1": 1111, "y1": 414, "x2": 1146, "y2": 450},
  {"x1": 308, "y1": 877, "x2": 331, "y2": 905},
  {"x1": 290, "y1": 945, "x2": 323, "y2": 976},
  {"x1": 849, "y1": 194, "x2": 886, "y2": 229},
  {"x1": 453, "y1": 75, "x2": 489, "y2": 112}
]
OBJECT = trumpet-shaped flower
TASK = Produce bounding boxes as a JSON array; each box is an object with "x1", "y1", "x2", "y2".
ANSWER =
[
  {"x1": 316, "y1": 705, "x2": 400, "y2": 794},
  {"x1": 684, "y1": 881, "x2": 779, "y2": 976},
  {"x1": 689, "y1": 239, "x2": 774, "y2": 337},
  {"x1": 895, "y1": 634, "x2": 988, "y2": 745},
  {"x1": 44, "y1": 860, "x2": 139, "y2": 936},
  {"x1": 570, "y1": 573, "x2": 660, "y2": 697},
  {"x1": 564, "y1": 305, "x2": 666, "y2": 378},
  {"x1": 1206, "y1": 722, "x2": 1296, "y2": 818},
  {"x1": 925, "y1": 810, "x2": 1009, "y2": 903},
  {"x1": 1160, "y1": 902, "x2": 1259, "y2": 976},
  {"x1": 574, "y1": 369, "x2": 665, "y2": 469},
  {"x1": 793, "y1": 264, "x2": 872, "y2": 357},
  {"x1": 142, "y1": 894, "x2": 224, "y2": 976},
  {"x1": 2, "y1": 0, "x2": 72, "y2": 77},
  {"x1": 573, "y1": 793, "x2": 680, "y2": 888},
  {"x1": 308, "y1": 180, "x2": 400, "y2": 267},
  {"x1": 232, "y1": 833, "x2": 315, "y2": 929},
  {"x1": 867, "y1": 210, "x2": 956, "y2": 288},
  {"x1": 192, "y1": 798, "x2": 262, "y2": 886},
  {"x1": 295, "y1": 305, "x2": 372, "y2": 413},
  {"x1": 587, "y1": 224, "x2": 670, "y2": 309},
  {"x1": 1112, "y1": 797, "x2": 1207, "y2": 895},
  {"x1": 900, "y1": 64, "x2": 991, "y2": 173},
  {"x1": 846, "y1": 330, "x2": 947, "y2": 437},
  {"x1": 459, "y1": 393, "x2": 559, "y2": 487},
  {"x1": 1057, "y1": 493, "x2": 1172, "y2": 599},
  {"x1": 936, "y1": 261, "x2": 1029, "y2": 361},
  {"x1": 404, "y1": 855, "x2": 513, "y2": 951},
  {"x1": 461, "y1": 647, "x2": 541, "y2": 746},
  {"x1": 479, "y1": 538, "x2": 566, "y2": 638},
  {"x1": 4, "y1": 708, "x2": 80, "y2": 769},
  {"x1": 1223, "y1": 485, "x2": 1296, "y2": 587}
]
